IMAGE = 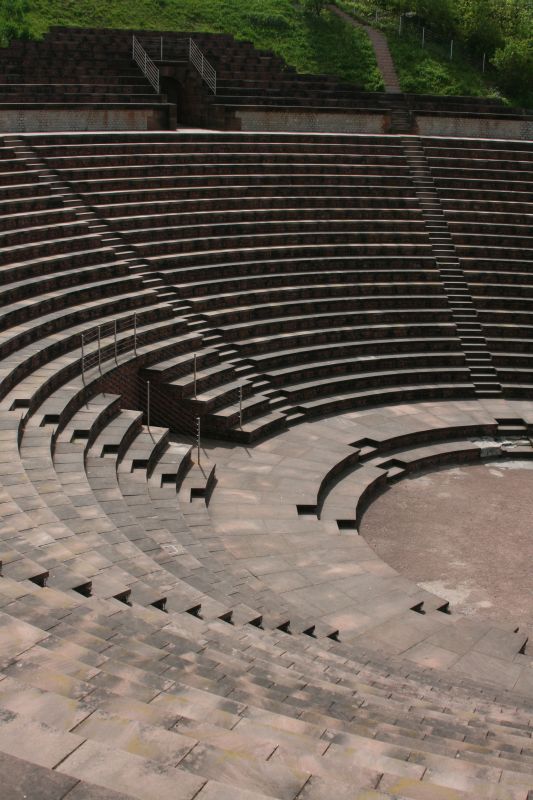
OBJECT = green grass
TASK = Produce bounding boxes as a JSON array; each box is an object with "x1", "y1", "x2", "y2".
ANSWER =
[
  {"x1": 1, "y1": 0, "x2": 384, "y2": 91},
  {"x1": 388, "y1": 32, "x2": 507, "y2": 101}
]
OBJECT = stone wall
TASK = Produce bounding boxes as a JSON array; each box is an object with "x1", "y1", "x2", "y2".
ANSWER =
[
  {"x1": 0, "y1": 106, "x2": 171, "y2": 132},
  {"x1": 236, "y1": 109, "x2": 386, "y2": 134},
  {"x1": 415, "y1": 114, "x2": 533, "y2": 141}
]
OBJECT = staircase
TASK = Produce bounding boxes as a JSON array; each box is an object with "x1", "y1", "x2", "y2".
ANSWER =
[
  {"x1": 329, "y1": 5, "x2": 401, "y2": 93},
  {"x1": 402, "y1": 135, "x2": 503, "y2": 399},
  {"x1": 329, "y1": 5, "x2": 417, "y2": 135}
]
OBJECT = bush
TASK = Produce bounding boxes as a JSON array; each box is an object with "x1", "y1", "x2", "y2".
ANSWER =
[
  {"x1": 492, "y1": 37, "x2": 533, "y2": 106},
  {"x1": 302, "y1": 0, "x2": 327, "y2": 16},
  {"x1": 0, "y1": 0, "x2": 30, "y2": 44}
]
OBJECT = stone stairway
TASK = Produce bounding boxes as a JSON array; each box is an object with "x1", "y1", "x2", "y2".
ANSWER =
[
  {"x1": 329, "y1": 5, "x2": 401, "y2": 93},
  {"x1": 402, "y1": 135, "x2": 503, "y2": 399}
]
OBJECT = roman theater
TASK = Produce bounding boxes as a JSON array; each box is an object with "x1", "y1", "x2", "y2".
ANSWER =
[{"x1": 0, "y1": 14, "x2": 532, "y2": 800}]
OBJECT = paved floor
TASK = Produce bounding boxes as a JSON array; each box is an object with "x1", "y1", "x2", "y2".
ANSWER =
[{"x1": 361, "y1": 459, "x2": 533, "y2": 629}]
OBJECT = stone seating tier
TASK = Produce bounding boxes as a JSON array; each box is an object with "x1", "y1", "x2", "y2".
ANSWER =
[
  {"x1": 2, "y1": 26, "x2": 531, "y2": 132},
  {"x1": 0, "y1": 130, "x2": 533, "y2": 799}
]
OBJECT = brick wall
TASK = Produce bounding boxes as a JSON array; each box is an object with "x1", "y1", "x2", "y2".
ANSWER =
[
  {"x1": 94, "y1": 361, "x2": 143, "y2": 413},
  {"x1": 415, "y1": 114, "x2": 533, "y2": 141},
  {"x1": 94, "y1": 361, "x2": 198, "y2": 436},
  {"x1": 0, "y1": 107, "x2": 170, "y2": 132},
  {"x1": 236, "y1": 109, "x2": 386, "y2": 134}
]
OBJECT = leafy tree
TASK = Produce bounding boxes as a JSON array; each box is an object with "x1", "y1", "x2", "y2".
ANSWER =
[
  {"x1": 415, "y1": 0, "x2": 455, "y2": 33},
  {"x1": 455, "y1": 0, "x2": 503, "y2": 53}
]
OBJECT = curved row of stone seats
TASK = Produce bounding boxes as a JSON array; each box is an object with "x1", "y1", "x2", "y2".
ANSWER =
[
  {"x1": 2, "y1": 406, "x2": 525, "y2": 797},
  {"x1": 0, "y1": 127, "x2": 329, "y2": 634},
  {"x1": 0, "y1": 30, "x2": 175, "y2": 131},
  {"x1": 3, "y1": 25, "x2": 531, "y2": 135},
  {"x1": 0, "y1": 248, "x2": 476, "y2": 667},
  {"x1": 1, "y1": 230, "x2": 533, "y2": 799},
  {"x1": 0, "y1": 141, "x2": 189, "y2": 420},
  {"x1": 201, "y1": 402, "x2": 533, "y2": 652},
  {"x1": 32, "y1": 27, "x2": 382, "y2": 133},
  {"x1": 2, "y1": 337, "x2": 294, "y2": 630},
  {"x1": 141, "y1": 29, "x2": 530, "y2": 132},
  {"x1": 44, "y1": 26, "x2": 378, "y2": 132},
  {"x1": 406, "y1": 93, "x2": 531, "y2": 121},
  {"x1": 423, "y1": 136, "x2": 533, "y2": 397},
  {"x1": 142, "y1": 28, "x2": 530, "y2": 129},
  {"x1": 2, "y1": 135, "x2": 533, "y2": 798},
  {"x1": 2, "y1": 136, "x2": 239, "y2": 624},
  {"x1": 1, "y1": 573, "x2": 532, "y2": 799},
  {"x1": 17, "y1": 131, "x2": 482, "y2": 440},
  {"x1": 0, "y1": 133, "x2": 516, "y2": 632}
]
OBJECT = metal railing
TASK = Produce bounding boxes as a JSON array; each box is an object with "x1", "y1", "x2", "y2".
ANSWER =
[
  {"x1": 133, "y1": 35, "x2": 217, "y2": 95},
  {"x1": 189, "y1": 38, "x2": 217, "y2": 94},
  {"x1": 81, "y1": 313, "x2": 139, "y2": 384},
  {"x1": 132, "y1": 35, "x2": 160, "y2": 93}
]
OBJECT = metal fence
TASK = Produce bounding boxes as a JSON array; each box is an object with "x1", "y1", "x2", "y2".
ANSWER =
[
  {"x1": 395, "y1": 11, "x2": 490, "y2": 73},
  {"x1": 132, "y1": 35, "x2": 160, "y2": 92},
  {"x1": 343, "y1": 2, "x2": 493, "y2": 75}
]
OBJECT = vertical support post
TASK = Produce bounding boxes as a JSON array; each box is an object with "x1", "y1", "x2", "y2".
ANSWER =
[
  {"x1": 422, "y1": 27, "x2": 425, "y2": 47},
  {"x1": 160, "y1": 35, "x2": 163, "y2": 61},
  {"x1": 196, "y1": 416, "x2": 201, "y2": 466},
  {"x1": 239, "y1": 385, "x2": 243, "y2": 428},
  {"x1": 147, "y1": 381, "x2": 151, "y2": 431},
  {"x1": 482, "y1": 52, "x2": 486, "y2": 72},
  {"x1": 133, "y1": 313, "x2": 137, "y2": 357},
  {"x1": 98, "y1": 326, "x2": 102, "y2": 373},
  {"x1": 399, "y1": 14, "x2": 402, "y2": 35},
  {"x1": 193, "y1": 353, "x2": 197, "y2": 399},
  {"x1": 375, "y1": 9, "x2": 378, "y2": 23},
  {"x1": 81, "y1": 333, "x2": 85, "y2": 384},
  {"x1": 114, "y1": 320, "x2": 118, "y2": 363},
  {"x1": 450, "y1": 39, "x2": 454, "y2": 60}
]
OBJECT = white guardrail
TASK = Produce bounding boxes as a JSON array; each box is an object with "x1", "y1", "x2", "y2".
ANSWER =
[
  {"x1": 132, "y1": 35, "x2": 217, "y2": 95},
  {"x1": 132, "y1": 35, "x2": 160, "y2": 93},
  {"x1": 189, "y1": 38, "x2": 217, "y2": 94}
]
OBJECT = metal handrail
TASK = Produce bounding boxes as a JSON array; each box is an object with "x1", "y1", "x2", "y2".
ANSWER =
[
  {"x1": 189, "y1": 38, "x2": 217, "y2": 94},
  {"x1": 132, "y1": 35, "x2": 160, "y2": 93},
  {"x1": 133, "y1": 35, "x2": 217, "y2": 95},
  {"x1": 80, "y1": 312, "x2": 139, "y2": 383}
]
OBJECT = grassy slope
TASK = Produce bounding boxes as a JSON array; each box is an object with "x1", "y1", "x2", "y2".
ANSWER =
[
  {"x1": 336, "y1": 0, "x2": 518, "y2": 105},
  {"x1": 388, "y1": 33, "x2": 507, "y2": 102},
  {"x1": 11, "y1": 0, "x2": 384, "y2": 91}
]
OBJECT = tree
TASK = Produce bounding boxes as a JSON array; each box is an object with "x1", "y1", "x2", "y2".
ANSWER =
[
  {"x1": 412, "y1": 0, "x2": 455, "y2": 34},
  {"x1": 455, "y1": 0, "x2": 503, "y2": 54}
]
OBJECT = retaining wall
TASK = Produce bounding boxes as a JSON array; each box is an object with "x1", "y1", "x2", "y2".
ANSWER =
[
  {"x1": 0, "y1": 106, "x2": 172, "y2": 132},
  {"x1": 236, "y1": 109, "x2": 387, "y2": 134},
  {"x1": 415, "y1": 114, "x2": 533, "y2": 141}
]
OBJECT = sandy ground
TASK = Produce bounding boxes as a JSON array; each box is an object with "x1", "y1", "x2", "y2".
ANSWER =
[{"x1": 360, "y1": 460, "x2": 533, "y2": 628}]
